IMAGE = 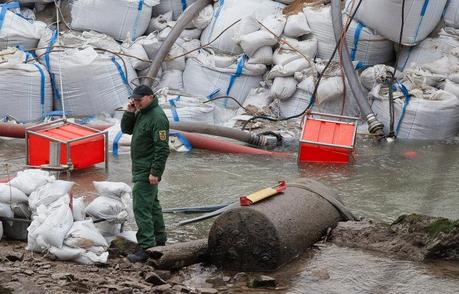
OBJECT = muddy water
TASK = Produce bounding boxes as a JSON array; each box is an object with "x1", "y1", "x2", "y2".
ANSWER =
[{"x1": 1, "y1": 136, "x2": 458, "y2": 293}]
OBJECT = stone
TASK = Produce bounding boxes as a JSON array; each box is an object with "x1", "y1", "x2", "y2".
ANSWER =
[
  {"x1": 230, "y1": 272, "x2": 248, "y2": 283},
  {"x1": 197, "y1": 288, "x2": 218, "y2": 294},
  {"x1": 248, "y1": 275, "x2": 277, "y2": 288},
  {"x1": 109, "y1": 236, "x2": 138, "y2": 257},
  {"x1": 172, "y1": 284, "x2": 190, "y2": 293},
  {"x1": 205, "y1": 275, "x2": 226, "y2": 287},
  {"x1": 145, "y1": 272, "x2": 167, "y2": 285},
  {"x1": 311, "y1": 269, "x2": 330, "y2": 280},
  {"x1": 151, "y1": 283, "x2": 172, "y2": 293},
  {"x1": 6, "y1": 253, "x2": 23, "y2": 262},
  {"x1": 155, "y1": 270, "x2": 171, "y2": 281},
  {"x1": 23, "y1": 270, "x2": 34, "y2": 276}
]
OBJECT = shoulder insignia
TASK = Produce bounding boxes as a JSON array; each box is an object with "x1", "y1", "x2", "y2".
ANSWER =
[{"x1": 159, "y1": 130, "x2": 167, "y2": 141}]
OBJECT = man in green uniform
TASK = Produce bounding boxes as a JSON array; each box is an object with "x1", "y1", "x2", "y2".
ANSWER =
[{"x1": 121, "y1": 85, "x2": 170, "y2": 263}]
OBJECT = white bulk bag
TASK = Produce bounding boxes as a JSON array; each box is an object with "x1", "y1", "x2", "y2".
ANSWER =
[
  {"x1": 0, "y1": 5, "x2": 48, "y2": 50},
  {"x1": 0, "y1": 49, "x2": 52, "y2": 122},
  {"x1": 346, "y1": 0, "x2": 448, "y2": 45},
  {"x1": 0, "y1": 184, "x2": 29, "y2": 204},
  {"x1": 38, "y1": 46, "x2": 137, "y2": 116},
  {"x1": 152, "y1": 0, "x2": 198, "y2": 20},
  {"x1": 370, "y1": 84, "x2": 459, "y2": 139},
  {"x1": 183, "y1": 51, "x2": 265, "y2": 109},
  {"x1": 158, "y1": 70, "x2": 184, "y2": 91},
  {"x1": 9, "y1": 169, "x2": 53, "y2": 195},
  {"x1": 278, "y1": 88, "x2": 311, "y2": 118},
  {"x1": 397, "y1": 29, "x2": 459, "y2": 71},
  {"x1": 360, "y1": 65, "x2": 395, "y2": 91},
  {"x1": 444, "y1": 0, "x2": 459, "y2": 29},
  {"x1": 192, "y1": 4, "x2": 213, "y2": 29},
  {"x1": 28, "y1": 180, "x2": 74, "y2": 211},
  {"x1": 201, "y1": 0, "x2": 284, "y2": 55},
  {"x1": 121, "y1": 41, "x2": 151, "y2": 71},
  {"x1": 66, "y1": 0, "x2": 159, "y2": 41},
  {"x1": 160, "y1": 94, "x2": 215, "y2": 124},
  {"x1": 162, "y1": 44, "x2": 186, "y2": 71},
  {"x1": 304, "y1": 5, "x2": 393, "y2": 66}
]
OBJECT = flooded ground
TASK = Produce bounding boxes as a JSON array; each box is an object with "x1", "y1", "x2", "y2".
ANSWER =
[{"x1": 1, "y1": 135, "x2": 458, "y2": 293}]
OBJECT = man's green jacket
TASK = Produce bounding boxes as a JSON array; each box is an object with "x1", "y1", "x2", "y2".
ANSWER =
[{"x1": 121, "y1": 99, "x2": 170, "y2": 182}]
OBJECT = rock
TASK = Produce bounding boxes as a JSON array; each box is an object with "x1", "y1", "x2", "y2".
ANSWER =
[
  {"x1": 230, "y1": 272, "x2": 248, "y2": 284},
  {"x1": 222, "y1": 276, "x2": 231, "y2": 282},
  {"x1": 151, "y1": 283, "x2": 172, "y2": 293},
  {"x1": 311, "y1": 269, "x2": 330, "y2": 280},
  {"x1": 331, "y1": 214, "x2": 459, "y2": 261},
  {"x1": 205, "y1": 275, "x2": 226, "y2": 287},
  {"x1": 23, "y1": 270, "x2": 34, "y2": 276},
  {"x1": 51, "y1": 273, "x2": 75, "y2": 281},
  {"x1": 248, "y1": 275, "x2": 277, "y2": 288},
  {"x1": 172, "y1": 284, "x2": 190, "y2": 293},
  {"x1": 145, "y1": 272, "x2": 167, "y2": 285},
  {"x1": 155, "y1": 270, "x2": 172, "y2": 281},
  {"x1": 109, "y1": 236, "x2": 138, "y2": 257},
  {"x1": 6, "y1": 253, "x2": 23, "y2": 262},
  {"x1": 197, "y1": 288, "x2": 218, "y2": 294}
]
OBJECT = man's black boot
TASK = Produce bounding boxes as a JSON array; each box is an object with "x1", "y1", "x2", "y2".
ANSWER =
[{"x1": 127, "y1": 248, "x2": 149, "y2": 263}]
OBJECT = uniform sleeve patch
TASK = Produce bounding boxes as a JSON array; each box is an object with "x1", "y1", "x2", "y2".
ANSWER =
[{"x1": 159, "y1": 130, "x2": 167, "y2": 141}]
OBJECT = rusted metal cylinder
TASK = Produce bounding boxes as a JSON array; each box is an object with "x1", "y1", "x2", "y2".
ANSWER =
[{"x1": 208, "y1": 179, "x2": 347, "y2": 271}]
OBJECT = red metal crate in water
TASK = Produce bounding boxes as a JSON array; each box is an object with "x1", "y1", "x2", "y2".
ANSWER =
[
  {"x1": 26, "y1": 120, "x2": 108, "y2": 170},
  {"x1": 298, "y1": 112, "x2": 358, "y2": 164}
]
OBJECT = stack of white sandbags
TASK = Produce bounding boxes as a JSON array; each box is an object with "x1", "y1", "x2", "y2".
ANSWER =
[
  {"x1": 444, "y1": 0, "x2": 459, "y2": 28},
  {"x1": 0, "y1": 2, "x2": 49, "y2": 50},
  {"x1": 85, "y1": 181, "x2": 133, "y2": 237},
  {"x1": 183, "y1": 50, "x2": 266, "y2": 108},
  {"x1": 36, "y1": 30, "x2": 137, "y2": 116},
  {"x1": 64, "y1": 0, "x2": 160, "y2": 41},
  {"x1": 0, "y1": 48, "x2": 52, "y2": 122},
  {"x1": 346, "y1": 0, "x2": 448, "y2": 46},
  {"x1": 201, "y1": 0, "x2": 285, "y2": 55},
  {"x1": 304, "y1": 4, "x2": 394, "y2": 67}
]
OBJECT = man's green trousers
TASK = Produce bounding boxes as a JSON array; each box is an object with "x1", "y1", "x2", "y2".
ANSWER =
[{"x1": 132, "y1": 181, "x2": 166, "y2": 249}]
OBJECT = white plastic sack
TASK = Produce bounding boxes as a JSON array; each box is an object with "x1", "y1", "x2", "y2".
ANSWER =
[
  {"x1": 444, "y1": 0, "x2": 459, "y2": 28},
  {"x1": 0, "y1": 184, "x2": 28, "y2": 204},
  {"x1": 158, "y1": 70, "x2": 184, "y2": 91},
  {"x1": 37, "y1": 41, "x2": 137, "y2": 116},
  {"x1": 239, "y1": 30, "x2": 277, "y2": 57},
  {"x1": 201, "y1": 0, "x2": 284, "y2": 55},
  {"x1": 0, "y1": 49, "x2": 52, "y2": 122},
  {"x1": 370, "y1": 84, "x2": 459, "y2": 139},
  {"x1": 0, "y1": 5, "x2": 49, "y2": 50},
  {"x1": 397, "y1": 29, "x2": 459, "y2": 71},
  {"x1": 260, "y1": 14, "x2": 286, "y2": 36},
  {"x1": 0, "y1": 202, "x2": 13, "y2": 218},
  {"x1": 49, "y1": 246, "x2": 85, "y2": 261},
  {"x1": 180, "y1": 28, "x2": 202, "y2": 40},
  {"x1": 93, "y1": 181, "x2": 132, "y2": 198},
  {"x1": 163, "y1": 44, "x2": 186, "y2": 71},
  {"x1": 360, "y1": 65, "x2": 395, "y2": 91},
  {"x1": 346, "y1": 0, "x2": 448, "y2": 45},
  {"x1": 9, "y1": 169, "x2": 53, "y2": 195},
  {"x1": 0, "y1": 221, "x2": 3, "y2": 241},
  {"x1": 28, "y1": 180, "x2": 74, "y2": 211},
  {"x1": 147, "y1": 11, "x2": 173, "y2": 34},
  {"x1": 304, "y1": 5, "x2": 394, "y2": 66},
  {"x1": 278, "y1": 88, "x2": 311, "y2": 118},
  {"x1": 159, "y1": 94, "x2": 215, "y2": 124},
  {"x1": 65, "y1": 220, "x2": 108, "y2": 249},
  {"x1": 72, "y1": 197, "x2": 86, "y2": 221},
  {"x1": 152, "y1": 0, "x2": 198, "y2": 20},
  {"x1": 28, "y1": 196, "x2": 73, "y2": 251},
  {"x1": 243, "y1": 87, "x2": 273, "y2": 110},
  {"x1": 444, "y1": 80, "x2": 459, "y2": 98},
  {"x1": 67, "y1": 0, "x2": 159, "y2": 41},
  {"x1": 267, "y1": 58, "x2": 313, "y2": 79},
  {"x1": 74, "y1": 251, "x2": 109, "y2": 265},
  {"x1": 283, "y1": 11, "x2": 310, "y2": 37},
  {"x1": 137, "y1": 33, "x2": 162, "y2": 60},
  {"x1": 183, "y1": 52, "x2": 264, "y2": 109},
  {"x1": 270, "y1": 76, "x2": 297, "y2": 100},
  {"x1": 86, "y1": 196, "x2": 128, "y2": 223},
  {"x1": 192, "y1": 4, "x2": 213, "y2": 29},
  {"x1": 248, "y1": 46, "x2": 273, "y2": 65},
  {"x1": 121, "y1": 41, "x2": 151, "y2": 71}
]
